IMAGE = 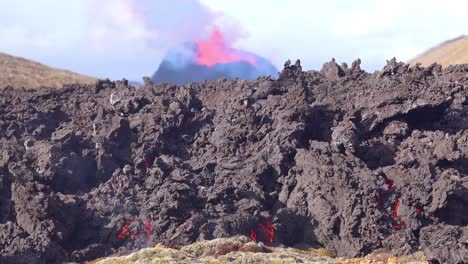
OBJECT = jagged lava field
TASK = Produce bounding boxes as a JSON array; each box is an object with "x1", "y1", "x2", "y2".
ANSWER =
[{"x1": 0, "y1": 59, "x2": 467, "y2": 263}]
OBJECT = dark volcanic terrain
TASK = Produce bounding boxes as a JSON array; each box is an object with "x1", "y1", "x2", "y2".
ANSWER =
[{"x1": 0, "y1": 59, "x2": 467, "y2": 263}]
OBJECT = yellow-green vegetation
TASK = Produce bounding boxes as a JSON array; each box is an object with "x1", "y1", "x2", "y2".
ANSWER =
[
  {"x1": 337, "y1": 250, "x2": 428, "y2": 264},
  {"x1": 291, "y1": 247, "x2": 333, "y2": 257},
  {"x1": 0, "y1": 52, "x2": 97, "y2": 89},
  {"x1": 92, "y1": 236, "x2": 429, "y2": 264},
  {"x1": 409, "y1": 35, "x2": 468, "y2": 67}
]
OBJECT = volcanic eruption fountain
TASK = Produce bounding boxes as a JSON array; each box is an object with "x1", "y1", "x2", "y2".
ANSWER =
[{"x1": 151, "y1": 27, "x2": 278, "y2": 85}]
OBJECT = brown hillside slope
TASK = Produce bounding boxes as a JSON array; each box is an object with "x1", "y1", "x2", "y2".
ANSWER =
[
  {"x1": 409, "y1": 35, "x2": 468, "y2": 67},
  {"x1": 0, "y1": 52, "x2": 97, "y2": 88}
]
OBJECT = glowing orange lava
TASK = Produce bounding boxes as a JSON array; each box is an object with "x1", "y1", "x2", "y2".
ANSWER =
[
  {"x1": 195, "y1": 27, "x2": 256, "y2": 67},
  {"x1": 250, "y1": 228, "x2": 257, "y2": 242},
  {"x1": 118, "y1": 221, "x2": 132, "y2": 239},
  {"x1": 118, "y1": 218, "x2": 154, "y2": 242},
  {"x1": 145, "y1": 221, "x2": 153, "y2": 241},
  {"x1": 376, "y1": 180, "x2": 410, "y2": 230},
  {"x1": 250, "y1": 220, "x2": 275, "y2": 244},
  {"x1": 415, "y1": 207, "x2": 421, "y2": 214},
  {"x1": 391, "y1": 199, "x2": 407, "y2": 230},
  {"x1": 387, "y1": 180, "x2": 394, "y2": 192}
]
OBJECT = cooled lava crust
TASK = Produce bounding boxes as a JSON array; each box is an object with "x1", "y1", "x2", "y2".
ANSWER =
[{"x1": 0, "y1": 59, "x2": 467, "y2": 263}]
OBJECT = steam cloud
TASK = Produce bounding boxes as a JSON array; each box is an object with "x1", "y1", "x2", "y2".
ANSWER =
[
  {"x1": 86, "y1": 0, "x2": 272, "y2": 80},
  {"x1": 0, "y1": 0, "x2": 257, "y2": 80},
  {"x1": 88, "y1": 0, "x2": 278, "y2": 84},
  {"x1": 86, "y1": 0, "x2": 217, "y2": 49}
]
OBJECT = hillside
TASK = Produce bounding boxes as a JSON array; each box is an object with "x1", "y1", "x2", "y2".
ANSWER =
[
  {"x1": 0, "y1": 52, "x2": 97, "y2": 88},
  {"x1": 409, "y1": 35, "x2": 468, "y2": 67}
]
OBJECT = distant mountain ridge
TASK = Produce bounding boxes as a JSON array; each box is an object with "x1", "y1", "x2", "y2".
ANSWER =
[
  {"x1": 0, "y1": 52, "x2": 97, "y2": 89},
  {"x1": 409, "y1": 35, "x2": 468, "y2": 67}
]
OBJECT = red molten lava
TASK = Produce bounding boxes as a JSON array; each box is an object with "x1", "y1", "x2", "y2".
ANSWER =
[
  {"x1": 118, "y1": 218, "x2": 154, "y2": 242},
  {"x1": 195, "y1": 27, "x2": 256, "y2": 67},
  {"x1": 250, "y1": 220, "x2": 275, "y2": 244},
  {"x1": 391, "y1": 199, "x2": 407, "y2": 230},
  {"x1": 118, "y1": 221, "x2": 132, "y2": 239},
  {"x1": 376, "y1": 181, "x2": 408, "y2": 230},
  {"x1": 392, "y1": 222, "x2": 407, "y2": 230},
  {"x1": 387, "y1": 180, "x2": 394, "y2": 192},
  {"x1": 250, "y1": 228, "x2": 257, "y2": 242},
  {"x1": 391, "y1": 199, "x2": 400, "y2": 219},
  {"x1": 145, "y1": 221, "x2": 153, "y2": 241}
]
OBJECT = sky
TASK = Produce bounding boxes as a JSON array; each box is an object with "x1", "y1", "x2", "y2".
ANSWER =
[{"x1": 1, "y1": 0, "x2": 467, "y2": 81}]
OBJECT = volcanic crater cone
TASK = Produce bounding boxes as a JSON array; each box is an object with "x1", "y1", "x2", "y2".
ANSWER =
[
  {"x1": 151, "y1": 28, "x2": 278, "y2": 85},
  {"x1": 0, "y1": 58, "x2": 467, "y2": 264}
]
